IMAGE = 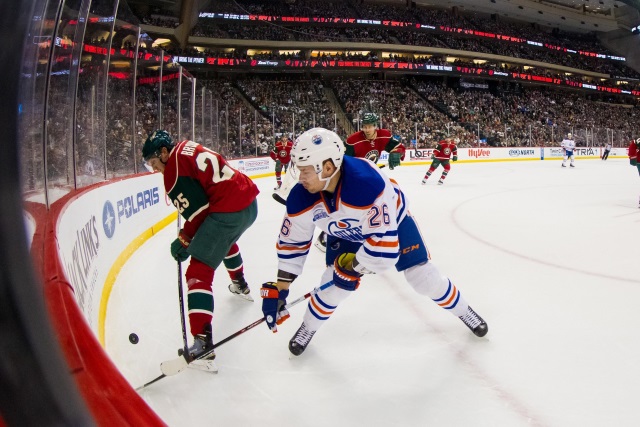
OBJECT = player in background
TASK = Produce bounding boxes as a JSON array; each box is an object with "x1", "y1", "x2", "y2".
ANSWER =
[
  {"x1": 260, "y1": 128, "x2": 488, "y2": 357},
  {"x1": 561, "y1": 133, "x2": 576, "y2": 167},
  {"x1": 602, "y1": 142, "x2": 612, "y2": 161},
  {"x1": 270, "y1": 135, "x2": 293, "y2": 190},
  {"x1": 314, "y1": 113, "x2": 404, "y2": 252},
  {"x1": 421, "y1": 136, "x2": 458, "y2": 185},
  {"x1": 629, "y1": 138, "x2": 640, "y2": 207},
  {"x1": 142, "y1": 130, "x2": 259, "y2": 370}
]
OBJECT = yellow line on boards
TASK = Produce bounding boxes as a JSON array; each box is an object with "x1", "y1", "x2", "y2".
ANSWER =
[{"x1": 98, "y1": 211, "x2": 178, "y2": 347}]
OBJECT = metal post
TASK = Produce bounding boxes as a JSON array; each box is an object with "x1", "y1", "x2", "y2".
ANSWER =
[
  {"x1": 132, "y1": 28, "x2": 141, "y2": 174},
  {"x1": 201, "y1": 87, "x2": 205, "y2": 145},
  {"x1": 191, "y1": 76, "x2": 196, "y2": 141},
  {"x1": 225, "y1": 104, "x2": 229, "y2": 156},
  {"x1": 177, "y1": 65, "x2": 182, "y2": 140},
  {"x1": 159, "y1": 49, "x2": 164, "y2": 129}
]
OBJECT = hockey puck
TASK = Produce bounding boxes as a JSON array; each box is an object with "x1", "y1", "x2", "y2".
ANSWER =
[{"x1": 129, "y1": 333, "x2": 139, "y2": 344}]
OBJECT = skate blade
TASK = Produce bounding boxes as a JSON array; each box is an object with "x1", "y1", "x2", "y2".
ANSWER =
[
  {"x1": 313, "y1": 241, "x2": 326, "y2": 253},
  {"x1": 188, "y1": 360, "x2": 219, "y2": 373},
  {"x1": 160, "y1": 355, "x2": 189, "y2": 376},
  {"x1": 233, "y1": 292, "x2": 254, "y2": 302}
]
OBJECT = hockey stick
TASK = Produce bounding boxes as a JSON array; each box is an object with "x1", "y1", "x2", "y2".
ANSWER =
[
  {"x1": 176, "y1": 216, "x2": 189, "y2": 357},
  {"x1": 135, "y1": 280, "x2": 334, "y2": 391}
]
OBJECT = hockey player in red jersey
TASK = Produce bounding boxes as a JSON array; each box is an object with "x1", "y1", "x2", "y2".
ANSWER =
[
  {"x1": 345, "y1": 113, "x2": 402, "y2": 163},
  {"x1": 629, "y1": 138, "x2": 640, "y2": 207},
  {"x1": 270, "y1": 135, "x2": 293, "y2": 190},
  {"x1": 142, "y1": 130, "x2": 259, "y2": 371},
  {"x1": 422, "y1": 136, "x2": 458, "y2": 185}
]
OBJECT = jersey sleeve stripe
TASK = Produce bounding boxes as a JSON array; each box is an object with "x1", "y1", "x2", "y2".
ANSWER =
[
  {"x1": 362, "y1": 245, "x2": 399, "y2": 259},
  {"x1": 187, "y1": 203, "x2": 209, "y2": 222}
]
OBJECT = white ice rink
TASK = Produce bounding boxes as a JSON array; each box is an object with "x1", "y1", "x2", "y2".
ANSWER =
[{"x1": 105, "y1": 158, "x2": 639, "y2": 427}]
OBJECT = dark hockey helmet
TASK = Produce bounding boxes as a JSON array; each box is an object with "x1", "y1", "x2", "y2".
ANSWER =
[
  {"x1": 142, "y1": 130, "x2": 174, "y2": 161},
  {"x1": 362, "y1": 113, "x2": 378, "y2": 125}
]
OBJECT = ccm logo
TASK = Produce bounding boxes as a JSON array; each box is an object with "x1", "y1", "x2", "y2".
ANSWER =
[{"x1": 401, "y1": 244, "x2": 420, "y2": 254}]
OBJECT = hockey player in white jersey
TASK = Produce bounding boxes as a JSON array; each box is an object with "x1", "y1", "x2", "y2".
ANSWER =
[
  {"x1": 260, "y1": 128, "x2": 488, "y2": 357},
  {"x1": 561, "y1": 133, "x2": 576, "y2": 167}
]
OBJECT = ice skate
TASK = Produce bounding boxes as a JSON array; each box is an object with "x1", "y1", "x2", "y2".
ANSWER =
[
  {"x1": 167, "y1": 326, "x2": 218, "y2": 374},
  {"x1": 561, "y1": 164, "x2": 566, "y2": 167},
  {"x1": 228, "y1": 276, "x2": 254, "y2": 302},
  {"x1": 421, "y1": 180, "x2": 427, "y2": 185},
  {"x1": 437, "y1": 179, "x2": 444, "y2": 185},
  {"x1": 570, "y1": 164, "x2": 575, "y2": 168},
  {"x1": 274, "y1": 182, "x2": 282, "y2": 191},
  {"x1": 289, "y1": 323, "x2": 316, "y2": 356},
  {"x1": 459, "y1": 306, "x2": 488, "y2": 337}
]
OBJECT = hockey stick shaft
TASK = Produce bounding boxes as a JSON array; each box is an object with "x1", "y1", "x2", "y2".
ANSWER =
[
  {"x1": 136, "y1": 280, "x2": 334, "y2": 391},
  {"x1": 176, "y1": 216, "x2": 189, "y2": 354}
]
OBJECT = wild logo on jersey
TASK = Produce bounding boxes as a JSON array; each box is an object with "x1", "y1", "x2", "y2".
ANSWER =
[
  {"x1": 278, "y1": 149, "x2": 288, "y2": 158},
  {"x1": 327, "y1": 218, "x2": 362, "y2": 241},
  {"x1": 364, "y1": 150, "x2": 380, "y2": 163},
  {"x1": 443, "y1": 147, "x2": 451, "y2": 155}
]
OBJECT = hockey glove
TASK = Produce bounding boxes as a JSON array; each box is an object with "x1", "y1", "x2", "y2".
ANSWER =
[
  {"x1": 170, "y1": 230, "x2": 191, "y2": 262},
  {"x1": 631, "y1": 158, "x2": 637, "y2": 166},
  {"x1": 260, "y1": 282, "x2": 290, "y2": 333},
  {"x1": 388, "y1": 152, "x2": 401, "y2": 169},
  {"x1": 452, "y1": 155, "x2": 458, "y2": 162},
  {"x1": 333, "y1": 253, "x2": 363, "y2": 291}
]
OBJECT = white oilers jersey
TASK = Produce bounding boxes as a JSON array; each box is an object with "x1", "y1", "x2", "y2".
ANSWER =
[
  {"x1": 561, "y1": 138, "x2": 576, "y2": 152},
  {"x1": 276, "y1": 156, "x2": 408, "y2": 276}
]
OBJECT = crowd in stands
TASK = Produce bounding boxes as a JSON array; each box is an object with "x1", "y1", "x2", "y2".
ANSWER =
[{"x1": 182, "y1": 0, "x2": 640, "y2": 82}]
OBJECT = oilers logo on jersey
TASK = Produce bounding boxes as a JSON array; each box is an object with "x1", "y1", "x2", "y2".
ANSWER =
[{"x1": 327, "y1": 218, "x2": 362, "y2": 241}]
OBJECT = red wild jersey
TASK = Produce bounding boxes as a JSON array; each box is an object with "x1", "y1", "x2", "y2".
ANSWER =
[
  {"x1": 433, "y1": 140, "x2": 457, "y2": 160},
  {"x1": 270, "y1": 139, "x2": 293, "y2": 164},
  {"x1": 629, "y1": 139, "x2": 639, "y2": 162},
  {"x1": 164, "y1": 140, "x2": 259, "y2": 237},
  {"x1": 345, "y1": 128, "x2": 398, "y2": 162}
]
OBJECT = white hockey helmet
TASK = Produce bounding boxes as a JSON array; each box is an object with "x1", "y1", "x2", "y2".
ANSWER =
[{"x1": 291, "y1": 127, "x2": 344, "y2": 173}]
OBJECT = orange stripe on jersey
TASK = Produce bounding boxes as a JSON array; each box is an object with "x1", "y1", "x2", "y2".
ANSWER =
[
  {"x1": 310, "y1": 297, "x2": 333, "y2": 316},
  {"x1": 276, "y1": 242, "x2": 312, "y2": 251},
  {"x1": 365, "y1": 237, "x2": 398, "y2": 248},
  {"x1": 438, "y1": 287, "x2": 458, "y2": 307}
]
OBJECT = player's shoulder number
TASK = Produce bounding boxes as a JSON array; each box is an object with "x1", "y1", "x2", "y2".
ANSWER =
[{"x1": 182, "y1": 141, "x2": 235, "y2": 183}]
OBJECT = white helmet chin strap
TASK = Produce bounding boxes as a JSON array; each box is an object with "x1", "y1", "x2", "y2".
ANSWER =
[{"x1": 318, "y1": 167, "x2": 340, "y2": 191}]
